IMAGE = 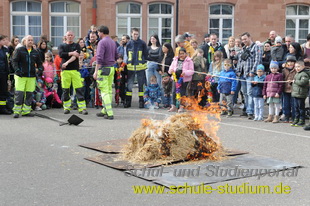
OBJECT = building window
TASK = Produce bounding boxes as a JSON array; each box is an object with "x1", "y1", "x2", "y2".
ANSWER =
[
  {"x1": 209, "y1": 4, "x2": 234, "y2": 44},
  {"x1": 50, "y1": 1, "x2": 80, "y2": 47},
  {"x1": 286, "y1": 5, "x2": 310, "y2": 43},
  {"x1": 116, "y1": 2, "x2": 142, "y2": 39},
  {"x1": 11, "y1": 1, "x2": 42, "y2": 43},
  {"x1": 148, "y1": 3, "x2": 173, "y2": 44}
]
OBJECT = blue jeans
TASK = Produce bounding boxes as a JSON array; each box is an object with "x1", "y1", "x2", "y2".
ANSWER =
[
  {"x1": 253, "y1": 97, "x2": 264, "y2": 119},
  {"x1": 282, "y1": 92, "x2": 295, "y2": 119},
  {"x1": 240, "y1": 76, "x2": 254, "y2": 115},
  {"x1": 146, "y1": 62, "x2": 162, "y2": 87},
  {"x1": 294, "y1": 97, "x2": 306, "y2": 121},
  {"x1": 162, "y1": 94, "x2": 172, "y2": 106},
  {"x1": 233, "y1": 79, "x2": 242, "y2": 104}
]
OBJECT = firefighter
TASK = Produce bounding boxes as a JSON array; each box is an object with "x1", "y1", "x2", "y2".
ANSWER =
[
  {"x1": 11, "y1": 35, "x2": 42, "y2": 118},
  {"x1": 58, "y1": 30, "x2": 88, "y2": 115},
  {"x1": 124, "y1": 28, "x2": 148, "y2": 108},
  {"x1": 0, "y1": 34, "x2": 11, "y2": 115},
  {"x1": 93, "y1": 25, "x2": 118, "y2": 120}
]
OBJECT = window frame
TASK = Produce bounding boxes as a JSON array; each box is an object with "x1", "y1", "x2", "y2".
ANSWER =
[
  {"x1": 148, "y1": 3, "x2": 174, "y2": 45},
  {"x1": 208, "y1": 4, "x2": 234, "y2": 44},
  {"x1": 49, "y1": 1, "x2": 81, "y2": 48},
  {"x1": 116, "y1": 2, "x2": 142, "y2": 39},
  {"x1": 285, "y1": 4, "x2": 310, "y2": 43},
  {"x1": 10, "y1": 1, "x2": 42, "y2": 42}
]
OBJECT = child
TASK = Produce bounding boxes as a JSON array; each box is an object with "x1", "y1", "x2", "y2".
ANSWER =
[
  {"x1": 263, "y1": 61, "x2": 284, "y2": 123},
  {"x1": 290, "y1": 61, "x2": 310, "y2": 127},
  {"x1": 33, "y1": 79, "x2": 47, "y2": 111},
  {"x1": 114, "y1": 55, "x2": 127, "y2": 106},
  {"x1": 270, "y1": 36, "x2": 285, "y2": 71},
  {"x1": 43, "y1": 52, "x2": 56, "y2": 80},
  {"x1": 208, "y1": 50, "x2": 224, "y2": 102},
  {"x1": 217, "y1": 59, "x2": 237, "y2": 117},
  {"x1": 44, "y1": 77, "x2": 62, "y2": 108},
  {"x1": 251, "y1": 64, "x2": 266, "y2": 121},
  {"x1": 168, "y1": 48, "x2": 194, "y2": 112},
  {"x1": 281, "y1": 55, "x2": 297, "y2": 122},
  {"x1": 161, "y1": 73, "x2": 173, "y2": 108},
  {"x1": 190, "y1": 48, "x2": 207, "y2": 97},
  {"x1": 144, "y1": 75, "x2": 161, "y2": 109}
]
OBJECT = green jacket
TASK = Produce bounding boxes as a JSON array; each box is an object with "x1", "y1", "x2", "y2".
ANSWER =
[
  {"x1": 192, "y1": 56, "x2": 207, "y2": 81},
  {"x1": 291, "y1": 69, "x2": 310, "y2": 98}
]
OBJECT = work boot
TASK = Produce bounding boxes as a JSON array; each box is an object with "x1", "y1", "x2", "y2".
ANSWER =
[
  {"x1": 22, "y1": 113, "x2": 35, "y2": 117},
  {"x1": 139, "y1": 97, "x2": 144, "y2": 108},
  {"x1": 0, "y1": 108, "x2": 12, "y2": 115},
  {"x1": 304, "y1": 124, "x2": 310, "y2": 131},
  {"x1": 248, "y1": 114, "x2": 254, "y2": 120},
  {"x1": 79, "y1": 110, "x2": 88, "y2": 115},
  {"x1": 240, "y1": 111, "x2": 247, "y2": 117},
  {"x1": 272, "y1": 115, "x2": 280, "y2": 123},
  {"x1": 64, "y1": 109, "x2": 70, "y2": 114},
  {"x1": 104, "y1": 115, "x2": 114, "y2": 120},
  {"x1": 264, "y1": 115, "x2": 274, "y2": 122},
  {"x1": 13, "y1": 113, "x2": 19, "y2": 118},
  {"x1": 124, "y1": 96, "x2": 132, "y2": 108},
  {"x1": 96, "y1": 112, "x2": 106, "y2": 117}
]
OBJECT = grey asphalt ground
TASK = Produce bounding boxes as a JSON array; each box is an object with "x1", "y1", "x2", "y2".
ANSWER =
[{"x1": 1, "y1": 95, "x2": 309, "y2": 206}]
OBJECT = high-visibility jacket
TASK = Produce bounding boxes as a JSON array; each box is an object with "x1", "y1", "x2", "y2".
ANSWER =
[{"x1": 126, "y1": 38, "x2": 148, "y2": 71}]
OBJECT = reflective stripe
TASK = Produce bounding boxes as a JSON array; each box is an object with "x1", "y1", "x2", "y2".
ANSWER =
[
  {"x1": 138, "y1": 92, "x2": 144, "y2": 96},
  {"x1": 138, "y1": 51, "x2": 142, "y2": 61},
  {"x1": 22, "y1": 104, "x2": 32, "y2": 114},
  {"x1": 13, "y1": 105, "x2": 22, "y2": 113},
  {"x1": 127, "y1": 63, "x2": 147, "y2": 71},
  {"x1": 63, "y1": 100, "x2": 71, "y2": 110},
  {"x1": 0, "y1": 101, "x2": 6, "y2": 105},
  {"x1": 126, "y1": 92, "x2": 132, "y2": 96},
  {"x1": 77, "y1": 100, "x2": 86, "y2": 111},
  {"x1": 128, "y1": 51, "x2": 133, "y2": 62}
]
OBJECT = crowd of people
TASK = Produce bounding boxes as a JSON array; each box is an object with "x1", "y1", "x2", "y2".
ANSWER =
[{"x1": 0, "y1": 26, "x2": 309, "y2": 129}]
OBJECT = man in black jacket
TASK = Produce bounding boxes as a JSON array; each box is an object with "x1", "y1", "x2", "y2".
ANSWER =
[
  {"x1": 0, "y1": 34, "x2": 11, "y2": 114},
  {"x1": 12, "y1": 35, "x2": 43, "y2": 118}
]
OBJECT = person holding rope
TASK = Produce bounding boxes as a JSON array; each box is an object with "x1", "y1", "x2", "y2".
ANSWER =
[{"x1": 236, "y1": 32, "x2": 262, "y2": 120}]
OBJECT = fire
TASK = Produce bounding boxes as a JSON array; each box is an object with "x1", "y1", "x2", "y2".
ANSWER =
[{"x1": 122, "y1": 95, "x2": 224, "y2": 163}]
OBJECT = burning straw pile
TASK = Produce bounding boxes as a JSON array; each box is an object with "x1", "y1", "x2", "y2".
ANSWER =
[{"x1": 122, "y1": 112, "x2": 224, "y2": 164}]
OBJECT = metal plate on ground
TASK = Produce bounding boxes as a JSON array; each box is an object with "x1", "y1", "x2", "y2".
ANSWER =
[
  {"x1": 80, "y1": 139, "x2": 248, "y2": 156},
  {"x1": 150, "y1": 155, "x2": 301, "y2": 187},
  {"x1": 85, "y1": 153, "x2": 181, "y2": 170},
  {"x1": 79, "y1": 139, "x2": 128, "y2": 153}
]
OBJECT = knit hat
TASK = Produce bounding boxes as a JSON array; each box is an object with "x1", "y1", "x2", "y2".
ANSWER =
[
  {"x1": 270, "y1": 61, "x2": 279, "y2": 69},
  {"x1": 286, "y1": 55, "x2": 296, "y2": 62},
  {"x1": 256, "y1": 64, "x2": 265, "y2": 71},
  {"x1": 37, "y1": 78, "x2": 44, "y2": 84},
  {"x1": 275, "y1": 36, "x2": 282, "y2": 43},
  {"x1": 45, "y1": 77, "x2": 53, "y2": 83},
  {"x1": 162, "y1": 72, "x2": 170, "y2": 78}
]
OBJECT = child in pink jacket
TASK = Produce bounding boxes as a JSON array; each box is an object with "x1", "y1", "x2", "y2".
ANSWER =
[
  {"x1": 44, "y1": 77, "x2": 62, "y2": 108},
  {"x1": 168, "y1": 48, "x2": 194, "y2": 112}
]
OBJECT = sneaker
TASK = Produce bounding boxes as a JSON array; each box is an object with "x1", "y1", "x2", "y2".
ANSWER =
[
  {"x1": 35, "y1": 106, "x2": 42, "y2": 111},
  {"x1": 295, "y1": 120, "x2": 305, "y2": 127},
  {"x1": 64, "y1": 110, "x2": 70, "y2": 114},
  {"x1": 227, "y1": 111, "x2": 233, "y2": 117},
  {"x1": 96, "y1": 112, "x2": 106, "y2": 117},
  {"x1": 253, "y1": 117, "x2": 259, "y2": 121},
  {"x1": 104, "y1": 115, "x2": 114, "y2": 120},
  {"x1": 258, "y1": 117, "x2": 264, "y2": 121},
  {"x1": 13, "y1": 113, "x2": 19, "y2": 118},
  {"x1": 79, "y1": 110, "x2": 88, "y2": 115},
  {"x1": 279, "y1": 114, "x2": 286, "y2": 121},
  {"x1": 290, "y1": 119, "x2": 299, "y2": 126},
  {"x1": 240, "y1": 112, "x2": 247, "y2": 117},
  {"x1": 238, "y1": 103, "x2": 244, "y2": 109},
  {"x1": 248, "y1": 114, "x2": 254, "y2": 120},
  {"x1": 22, "y1": 113, "x2": 35, "y2": 117}
]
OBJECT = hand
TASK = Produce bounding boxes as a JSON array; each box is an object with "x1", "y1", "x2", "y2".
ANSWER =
[
  {"x1": 217, "y1": 90, "x2": 220, "y2": 93},
  {"x1": 263, "y1": 95, "x2": 266, "y2": 99},
  {"x1": 70, "y1": 50, "x2": 80, "y2": 58},
  {"x1": 275, "y1": 93, "x2": 279, "y2": 98},
  {"x1": 231, "y1": 91, "x2": 235, "y2": 95},
  {"x1": 181, "y1": 72, "x2": 185, "y2": 76},
  {"x1": 93, "y1": 71, "x2": 98, "y2": 80},
  {"x1": 164, "y1": 94, "x2": 167, "y2": 97},
  {"x1": 252, "y1": 81, "x2": 257, "y2": 84},
  {"x1": 62, "y1": 63, "x2": 68, "y2": 69}
]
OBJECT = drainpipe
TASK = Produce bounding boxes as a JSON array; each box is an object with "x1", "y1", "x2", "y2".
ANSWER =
[
  {"x1": 92, "y1": 0, "x2": 97, "y2": 25},
  {"x1": 176, "y1": 0, "x2": 179, "y2": 35}
]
